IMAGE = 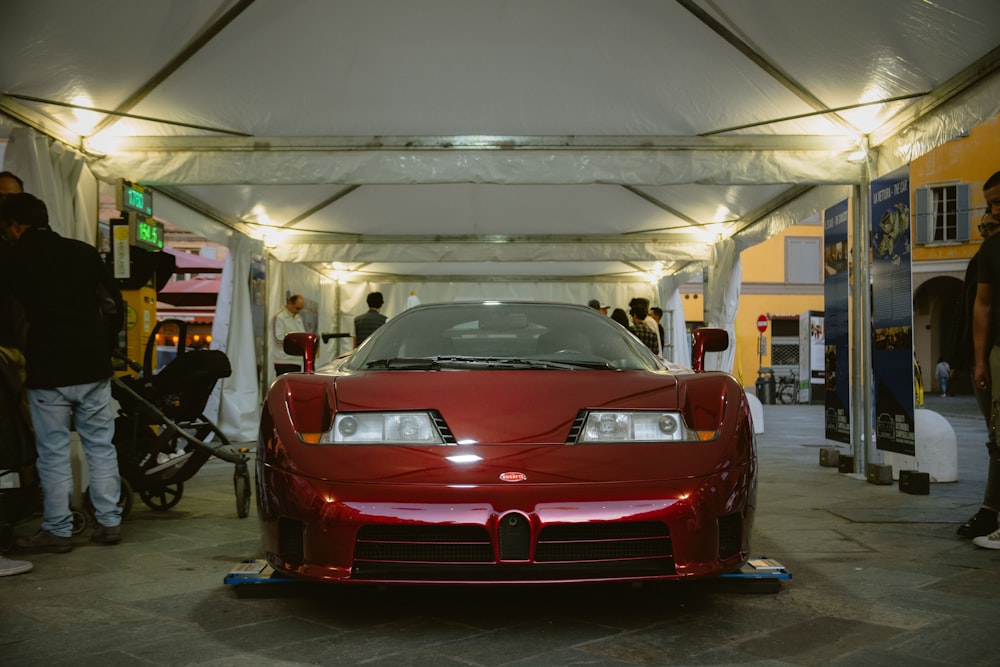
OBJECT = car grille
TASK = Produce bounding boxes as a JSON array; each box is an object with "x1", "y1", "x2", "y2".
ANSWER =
[{"x1": 352, "y1": 521, "x2": 674, "y2": 581}]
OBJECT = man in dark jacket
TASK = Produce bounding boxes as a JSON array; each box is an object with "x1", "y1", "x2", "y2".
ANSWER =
[
  {"x1": 353, "y1": 291, "x2": 387, "y2": 347},
  {"x1": 1, "y1": 192, "x2": 125, "y2": 553}
]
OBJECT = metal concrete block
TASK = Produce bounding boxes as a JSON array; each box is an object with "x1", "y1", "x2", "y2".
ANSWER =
[
  {"x1": 899, "y1": 469, "x2": 930, "y2": 495},
  {"x1": 819, "y1": 448, "x2": 841, "y2": 467},
  {"x1": 837, "y1": 455, "x2": 855, "y2": 474},
  {"x1": 866, "y1": 463, "x2": 893, "y2": 485}
]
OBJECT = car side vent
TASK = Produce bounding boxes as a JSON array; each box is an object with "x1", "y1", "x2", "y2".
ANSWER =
[
  {"x1": 718, "y1": 513, "x2": 742, "y2": 558},
  {"x1": 278, "y1": 517, "x2": 304, "y2": 567},
  {"x1": 565, "y1": 410, "x2": 588, "y2": 444},
  {"x1": 430, "y1": 410, "x2": 456, "y2": 444}
]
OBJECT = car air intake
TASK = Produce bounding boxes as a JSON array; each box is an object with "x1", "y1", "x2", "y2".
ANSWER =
[
  {"x1": 718, "y1": 513, "x2": 742, "y2": 558},
  {"x1": 498, "y1": 512, "x2": 531, "y2": 561},
  {"x1": 278, "y1": 517, "x2": 304, "y2": 567}
]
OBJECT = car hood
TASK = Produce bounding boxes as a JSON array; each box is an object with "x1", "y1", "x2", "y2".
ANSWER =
[
  {"x1": 267, "y1": 369, "x2": 753, "y2": 485},
  {"x1": 333, "y1": 369, "x2": 679, "y2": 444}
]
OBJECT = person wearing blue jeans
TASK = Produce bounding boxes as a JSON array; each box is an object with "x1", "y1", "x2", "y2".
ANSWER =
[
  {"x1": 28, "y1": 382, "x2": 121, "y2": 542},
  {"x1": 1, "y1": 192, "x2": 125, "y2": 553}
]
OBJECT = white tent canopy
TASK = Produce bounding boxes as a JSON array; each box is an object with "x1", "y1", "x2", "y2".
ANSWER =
[{"x1": 3, "y1": 0, "x2": 1000, "y2": 438}]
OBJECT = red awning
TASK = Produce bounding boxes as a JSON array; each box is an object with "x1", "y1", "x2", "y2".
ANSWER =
[
  {"x1": 163, "y1": 247, "x2": 224, "y2": 273},
  {"x1": 157, "y1": 276, "x2": 221, "y2": 307}
]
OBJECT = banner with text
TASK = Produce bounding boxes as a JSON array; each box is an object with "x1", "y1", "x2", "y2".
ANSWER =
[
  {"x1": 870, "y1": 171, "x2": 915, "y2": 456},
  {"x1": 824, "y1": 199, "x2": 850, "y2": 443}
]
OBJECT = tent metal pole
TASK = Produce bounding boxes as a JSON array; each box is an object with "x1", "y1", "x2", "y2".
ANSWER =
[{"x1": 850, "y1": 163, "x2": 874, "y2": 477}]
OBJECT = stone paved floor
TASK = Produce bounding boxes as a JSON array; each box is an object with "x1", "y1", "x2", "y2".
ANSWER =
[{"x1": 2, "y1": 397, "x2": 998, "y2": 666}]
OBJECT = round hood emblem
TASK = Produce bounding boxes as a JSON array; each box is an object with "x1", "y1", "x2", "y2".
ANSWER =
[{"x1": 499, "y1": 471, "x2": 527, "y2": 482}]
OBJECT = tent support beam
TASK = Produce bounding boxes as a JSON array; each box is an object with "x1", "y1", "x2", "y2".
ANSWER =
[
  {"x1": 89, "y1": 0, "x2": 258, "y2": 137},
  {"x1": 91, "y1": 134, "x2": 853, "y2": 154},
  {"x1": 620, "y1": 185, "x2": 706, "y2": 228},
  {"x1": 676, "y1": 0, "x2": 859, "y2": 136},
  {"x1": 319, "y1": 272, "x2": 663, "y2": 284}
]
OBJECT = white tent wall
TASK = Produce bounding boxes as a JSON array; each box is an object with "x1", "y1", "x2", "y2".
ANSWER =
[
  {"x1": 4, "y1": 127, "x2": 86, "y2": 241},
  {"x1": 205, "y1": 232, "x2": 261, "y2": 442}
]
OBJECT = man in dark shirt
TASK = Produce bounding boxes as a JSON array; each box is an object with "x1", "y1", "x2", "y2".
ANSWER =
[
  {"x1": 354, "y1": 291, "x2": 387, "y2": 347},
  {"x1": 2, "y1": 193, "x2": 125, "y2": 553},
  {"x1": 970, "y1": 170, "x2": 1000, "y2": 548}
]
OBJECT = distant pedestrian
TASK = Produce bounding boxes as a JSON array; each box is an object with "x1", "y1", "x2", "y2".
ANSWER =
[
  {"x1": 936, "y1": 357, "x2": 952, "y2": 397},
  {"x1": 627, "y1": 302, "x2": 660, "y2": 355},
  {"x1": 354, "y1": 291, "x2": 387, "y2": 347},
  {"x1": 272, "y1": 293, "x2": 306, "y2": 375},
  {"x1": 610, "y1": 308, "x2": 629, "y2": 328}
]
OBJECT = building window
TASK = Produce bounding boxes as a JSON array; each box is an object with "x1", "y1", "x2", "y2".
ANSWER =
[
  {"x1": 785, "y1": 237, "x2": 821, "y2": 284},
  {"x1": 914, "y1": 183, "x2": 971, "y2": 244}
]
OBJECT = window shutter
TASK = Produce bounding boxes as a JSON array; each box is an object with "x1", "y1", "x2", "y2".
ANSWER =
[
  {"x1": 914, "y1": 187, "x2": 928, "y2": 244},
  {"x1": 957, "y1": 183, "x2": 971, "y2": 241}
]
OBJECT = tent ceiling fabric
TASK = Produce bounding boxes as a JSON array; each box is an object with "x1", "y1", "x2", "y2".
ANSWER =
[{"x1": 2, "y1": 0, "x2": 1000, "y2": 282}]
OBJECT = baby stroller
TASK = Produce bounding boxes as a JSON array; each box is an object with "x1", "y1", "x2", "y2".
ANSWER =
[{"x1": 111, "y1": 319, "x2": 251, "y2": 518}]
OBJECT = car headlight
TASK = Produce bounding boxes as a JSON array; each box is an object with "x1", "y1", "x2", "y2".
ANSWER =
[
  {"x1": 302, "y1": 411, "x2": 446, "y2": 445},
  {"x1": 575, "y1": 410, "x2": 716, "y2": 443}
]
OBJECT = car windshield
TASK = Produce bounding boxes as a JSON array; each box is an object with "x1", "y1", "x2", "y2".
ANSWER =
[{"x1": 344, "y1": 302, "x2": 662, "y2": 371}]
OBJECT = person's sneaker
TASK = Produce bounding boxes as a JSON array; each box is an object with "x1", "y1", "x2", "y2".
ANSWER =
[
  {"x1": 972, "y1": 527, "x2": 1000, "y2": 549},
  {"x1": 0, "y1": 555, "x2": 33, "y2": 576},
  {"x1": 15, "y1": 529, "x2": 73, "y2": 554},
  {"x1": 957, "y1": 509, "x2": 999, "y2": 538},
  {"x1": 90, "y1": 524, "x2": 121, "y2": 545}
]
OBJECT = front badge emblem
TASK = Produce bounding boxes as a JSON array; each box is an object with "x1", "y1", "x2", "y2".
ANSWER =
[{"x1": 499, "y1": 471, "x2": 527, "y2": 482}]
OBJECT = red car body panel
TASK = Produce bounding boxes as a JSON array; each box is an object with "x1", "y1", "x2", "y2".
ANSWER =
[{"x1": 257, "y1": 303, "x2": 757, "y2": 585}]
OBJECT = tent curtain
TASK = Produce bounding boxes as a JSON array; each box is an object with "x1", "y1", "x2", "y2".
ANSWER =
[
  {"x1": 205, "y1": 232, "x2": 262, "y2": 442},
  {"x1": 4, "y1": 126, "x2": 86, "y2": 241},
  {"x1": 704, "y1": 238, "x2": 741, "y2": 373},
  {"x1": 658, "y1": 264, "x2": 703, "y2": 368}
]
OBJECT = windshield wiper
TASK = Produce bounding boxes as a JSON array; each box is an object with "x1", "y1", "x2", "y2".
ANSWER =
[
  {"x1": 434, "y1": 356, "x2": 611, "y2": 370},
  {"x1": 364, "y1": 357, "x2": 441, "y2": 369}
]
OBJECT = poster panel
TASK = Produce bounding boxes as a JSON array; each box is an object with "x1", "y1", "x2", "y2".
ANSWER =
[
  {"x1": 870, "y1": 172, "x2": 915, "y2": 456},
  {"x1": 824, "y1": 200, "x2": 851, "y2": 442}
]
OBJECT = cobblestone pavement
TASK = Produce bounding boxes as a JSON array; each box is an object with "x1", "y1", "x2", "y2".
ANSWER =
[{"x1": 2, "y1": 398, "x2": 997, "y2": 666}]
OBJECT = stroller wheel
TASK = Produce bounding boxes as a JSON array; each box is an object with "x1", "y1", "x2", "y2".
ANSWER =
[
  {"x1": 83, "y1": 478, "x2": 135, "y2": 519},
  {"x1": 72, "y1": 509, "x2": 88, "y2": 535},
  {"x1": 234, "y1": 468, "x2": 251, "y2": 518},
  {"x1": 139, "y1": 482, "x2": 184, "y2": 511}
]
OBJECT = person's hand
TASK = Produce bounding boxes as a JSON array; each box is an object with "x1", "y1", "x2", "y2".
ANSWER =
[{"x1": 975, "y1": 359, "x2": 990, "y2": 391}]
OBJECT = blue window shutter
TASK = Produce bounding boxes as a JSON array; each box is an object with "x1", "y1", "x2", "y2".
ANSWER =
[
  {"x1": 957, "y1": 183, "x2": 971, "y2": 241},
  {"x1": 914, "y1": 187, "x2": 928, "y2": 244}
]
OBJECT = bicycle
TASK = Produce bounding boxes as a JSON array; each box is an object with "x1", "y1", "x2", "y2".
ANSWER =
[{"x1": 776, "y1": 371, "x2": 798, "y2": 404}]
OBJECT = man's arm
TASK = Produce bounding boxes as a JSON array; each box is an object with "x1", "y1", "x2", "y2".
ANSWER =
[
  {"x1": 273, "y1": 310, "x2": 288, "y2": 347},
  {"x1": 973, "y1": 282, "x2": 993, "y2": 390}
]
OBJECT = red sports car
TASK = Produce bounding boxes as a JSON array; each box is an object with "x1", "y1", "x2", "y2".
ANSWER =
[{"x1": 257, "y1": 301, "x2": 756, "y2": 584}]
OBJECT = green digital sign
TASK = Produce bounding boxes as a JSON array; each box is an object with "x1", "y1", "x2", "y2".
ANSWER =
[
  {"x1": 132, "y1": 213, "x2": 164, "y2": 251},
  {"x1": 116, "y1": 178, "x2": 153, "y2": 217}
]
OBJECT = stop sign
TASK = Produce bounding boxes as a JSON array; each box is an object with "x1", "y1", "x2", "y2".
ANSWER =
[{"x1": 756, "y1": 315, "x2": 768, "y2": 333}]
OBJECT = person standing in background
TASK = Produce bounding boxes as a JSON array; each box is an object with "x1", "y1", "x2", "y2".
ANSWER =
[
  {"x1": 272, "y1": 293, "x2": 306, "y2": 375},
  {"x1": 354, "y1": 291, "x2": 387, "y2": 347},
  {"x1": 935, "y1": 357, "x2": 952, "y2": 398}
]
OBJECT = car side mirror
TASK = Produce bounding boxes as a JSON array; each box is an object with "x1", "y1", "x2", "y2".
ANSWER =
[
  {"x1": 284, "y1": 332, "x2": 319, "y2": 372},
  {"x1": 690, "y1": 327, "x2": 728, "y2": 372}
]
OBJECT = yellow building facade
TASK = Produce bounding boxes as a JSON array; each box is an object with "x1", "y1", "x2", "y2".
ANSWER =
[
  {"x1": 675, "y1": 113, "x2": 998, "y2": 398},
  {"x1": 910, "y1": 114, "x2": 1000, "y2": 393},
  {"x1": 678, "y1": 222, "x2": 824, "y2": 391}
]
